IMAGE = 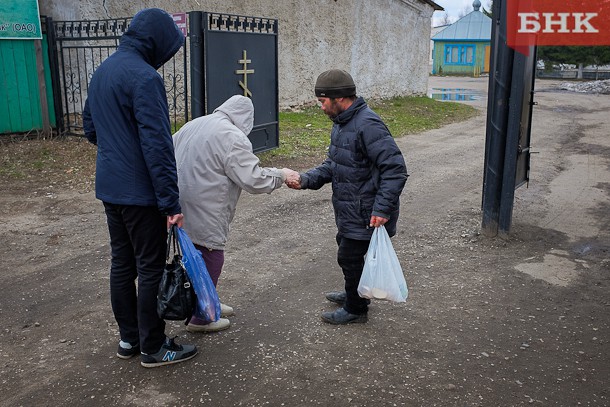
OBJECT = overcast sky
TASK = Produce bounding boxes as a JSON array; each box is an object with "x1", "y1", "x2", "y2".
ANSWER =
[{"x1": 432, "y1": 0, "x2": 491, "y2": 27}]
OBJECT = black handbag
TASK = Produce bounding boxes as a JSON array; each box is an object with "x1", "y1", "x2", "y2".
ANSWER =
[{"x1": 157, "y1": 225, "x2": 196, "y2": 321}]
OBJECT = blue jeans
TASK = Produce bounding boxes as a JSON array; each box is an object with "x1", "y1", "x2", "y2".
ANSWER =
[
  {"x1": 336, "y1": 234, "x2": 370, "y2": 315},
  {"x1": 103, "y1": 202, "x2": 167, "y2": 354}
]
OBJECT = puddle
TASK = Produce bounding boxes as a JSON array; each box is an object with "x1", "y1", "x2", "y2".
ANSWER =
[
  {"x1": 552, "y1": 106, "x2": 576, "y2": 113},
  {"x1": 573, "y1": 243, "x2": 593, "y2": 255},
  {"x1": 572, "y1": 240, "x2": 609, "y2": 256},
  {"x1": 515, "y1": 253, "x2": 581, "y2": 287},
  {"x1": 428, "y1": 88, "x2": 485, "y2": 102}
]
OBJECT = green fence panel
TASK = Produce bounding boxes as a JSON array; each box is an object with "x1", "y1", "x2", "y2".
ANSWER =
[
  {"x1": 0, "y1": 42, "x2": 10, "y2": 131},
  {"x1": 0, "y1": 41, "x2": 25, "y2": 132},
  {"x1": 0, "y1": 35, "x2": 54, "y2": 134}
]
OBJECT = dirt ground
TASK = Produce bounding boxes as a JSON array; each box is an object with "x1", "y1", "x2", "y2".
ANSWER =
[{"x1": 1, "y1": 76, "x2": 608, "y2": 407}]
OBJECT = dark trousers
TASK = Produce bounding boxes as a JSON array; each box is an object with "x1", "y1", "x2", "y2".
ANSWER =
[
  {"x1": 336, "y1": 234, "x2": 370, "y2": 315},
  {"x1": 103, "y1": 202, "x2": 167, "y2": 354},
  {"x1": 193, "y1": 244, "x2": 224, "y2": 287}
]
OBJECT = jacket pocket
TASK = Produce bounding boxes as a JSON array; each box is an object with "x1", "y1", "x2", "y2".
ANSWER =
[{"x1": 359, "y1": 199, "x2": 372, "y2": 229}]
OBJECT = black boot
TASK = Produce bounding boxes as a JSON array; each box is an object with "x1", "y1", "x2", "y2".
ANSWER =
[
  {"x1": 325, "y1": 291, "x2": 370, "y2": 306},
  {"x1": 325, "y1": 291, "x2": 347, "y2": 305}
]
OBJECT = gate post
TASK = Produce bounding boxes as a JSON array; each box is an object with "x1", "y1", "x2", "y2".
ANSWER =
[
  {"x1": 34, "y1": 39, "x2": 52, "y2": 137},
  {"x1": 481, "y1": 0, "x2": 537, "y2": 237},
  {"x1": 189, "y1": 11, "x2": 205, "y2": 118},
  {"x1": 44, "y1": 16, "x2": 64, "y2": 135},
  {"x1": 482, "y1": 0, "x2": 512, "y2": 237}
]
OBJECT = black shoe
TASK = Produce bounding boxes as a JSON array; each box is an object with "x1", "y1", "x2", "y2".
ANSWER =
[
  {"x1": 117, "y1": 340, "x2": 140, "y2": 359},
  {"x1": 321, "y1": 308, "x2": 368, "y2": 325},
  {"x1": 325, "y1": 291, "x2": 371, "y2": 306},
  {"x1": 325, "y1": 291, "x2": 347, "y2": 305},
  {"x1": 140, "y1": 337, "x2": 197, "y2": 368}
]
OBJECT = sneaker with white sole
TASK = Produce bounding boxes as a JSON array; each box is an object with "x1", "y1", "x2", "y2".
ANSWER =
[
  {"x1": 140, "y1": 337, "x2": 197, "y2": 368},
  {"x1": 220, "y1": 303, "x2": 235, "y2": 317},
  {"x1": 186, "y1": 317, "x2": 231, "y2": 333},
  {"x1": 117, "y1": 340, "x2": 140, "y2": 359}
]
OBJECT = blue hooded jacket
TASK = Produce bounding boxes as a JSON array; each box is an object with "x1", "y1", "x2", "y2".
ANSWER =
[{"x1": 83, "y1": 8, "x2": 184, "y2": 215}]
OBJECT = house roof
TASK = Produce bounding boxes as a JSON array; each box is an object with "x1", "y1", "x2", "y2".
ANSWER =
[
  {"x1": 431, "y1": 9, "x2": 491, "y2": 41},
  {"x1": 419, "y1": 0, "x2": 444, "y2": 11},
  {"x1": 431, "y1": 24, "x2": 450, "y2": 36}
]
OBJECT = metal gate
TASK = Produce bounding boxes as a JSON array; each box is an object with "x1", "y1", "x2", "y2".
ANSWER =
[
  {"x1": 189, "y1": 12, "x2": 279, "y2": 153},
  {"x1": 46, "y1": 16, "x2": 189, "y2": 135},
  {"x1": 46, "y1": 11, "x2": 279, "y2": 152}
]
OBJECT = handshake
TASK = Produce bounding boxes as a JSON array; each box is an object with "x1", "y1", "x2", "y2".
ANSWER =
[{"x1": 281, "y1": 168, "x2": 301, "y2": 189}]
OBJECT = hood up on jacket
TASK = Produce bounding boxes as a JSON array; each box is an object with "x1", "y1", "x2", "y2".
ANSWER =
[
  {"x1": 213, "y1": 95, "x2": 255, "y2": 136},
  {"x1": 120, "y1": 8, "x2": 184, "y2": 69}
]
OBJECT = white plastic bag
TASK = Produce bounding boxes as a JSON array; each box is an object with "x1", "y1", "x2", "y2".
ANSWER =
[{"x1": 358, "y1": 225, "x2": 408, "y2": 302}]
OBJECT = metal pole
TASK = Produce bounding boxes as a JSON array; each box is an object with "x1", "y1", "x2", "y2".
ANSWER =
[
  {"x1": 44, "y1": 16, "x2": 64, "y2": 135},
  {"x1": 34, "y1": 38, "x2": 52, "y2": 138},
  {"x1": 189, "y1": 11, "x2": 205, "y2": 118},
  {"x1": 482, "y1": 0, "x2": 514, "y2": 237}
]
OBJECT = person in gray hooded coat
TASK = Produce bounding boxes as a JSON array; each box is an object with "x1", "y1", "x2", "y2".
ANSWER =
[{"x1": 173, "y1": 95, "x2": 296, "y2": 332}]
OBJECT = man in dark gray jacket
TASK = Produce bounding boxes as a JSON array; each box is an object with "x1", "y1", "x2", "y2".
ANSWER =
[{"x1": 286, "y1": 69, "x2": 408, "y2": 324}]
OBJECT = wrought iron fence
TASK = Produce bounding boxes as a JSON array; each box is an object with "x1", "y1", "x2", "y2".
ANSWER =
[{"x1": 48, "y1": 17, "x2": 189, "y2": 135}]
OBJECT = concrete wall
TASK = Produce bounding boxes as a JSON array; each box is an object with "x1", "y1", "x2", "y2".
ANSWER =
[{"x1": 40, "y1": 0, "x2": 435, "y2": 108}]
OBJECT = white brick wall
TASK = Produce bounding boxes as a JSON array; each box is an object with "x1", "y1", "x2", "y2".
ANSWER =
[{"x1": 41, "y1": 0, "x2": 434, "y2": 108}]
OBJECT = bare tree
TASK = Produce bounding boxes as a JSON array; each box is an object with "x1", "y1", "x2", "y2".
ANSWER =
[
  {"x1": 482, "y1": 1, "x2": 493, "y2": 17},
  {"x1": 440, "y1": 11, "x2": 452, "y2": 26},
  {"x1": 457, "y1": 5, "x2": 471, "y2": 19}
]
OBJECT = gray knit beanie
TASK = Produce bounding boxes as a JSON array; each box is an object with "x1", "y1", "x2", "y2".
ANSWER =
[{"x1": 314, "y1": 69, "x2": 356, "y2": 98}]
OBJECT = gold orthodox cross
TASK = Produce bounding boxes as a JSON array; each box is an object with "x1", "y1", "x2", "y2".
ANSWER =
[{"x1": 236, "y1": 50, "x2": 254, "y2": 97}]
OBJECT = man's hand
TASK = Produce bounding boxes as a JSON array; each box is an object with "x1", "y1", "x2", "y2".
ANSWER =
[
  {"x1": 369, "y1": 215, "x2": 388, "y2": 228},
  {"x1": 167, "y1": 213, "x2": 184, "y2": 228},
  {"x1": 282, "y1": 168, "x2": 302, "y2": 189}
]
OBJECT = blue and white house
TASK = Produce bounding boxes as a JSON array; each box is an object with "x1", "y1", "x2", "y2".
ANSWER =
[{"x1": 431, "y1": 0, "x2": 492, "y2": 76}]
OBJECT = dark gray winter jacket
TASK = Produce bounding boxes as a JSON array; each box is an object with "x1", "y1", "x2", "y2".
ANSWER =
[{"x1": 300, "y1": 97, "x2": 408, "y2": 240}]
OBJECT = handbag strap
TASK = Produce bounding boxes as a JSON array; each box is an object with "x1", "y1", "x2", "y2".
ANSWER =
[{"x1": 166, "y1": 224, "x2": 182, "y2": 262}]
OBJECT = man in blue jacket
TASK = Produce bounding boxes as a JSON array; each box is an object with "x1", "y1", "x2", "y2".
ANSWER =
[
  {"x1": 285, "y1": 69, "x2": 408, "y2": 324},
  {"x1": 83, "y1": 8, "x2": 197, "y2": 367}
]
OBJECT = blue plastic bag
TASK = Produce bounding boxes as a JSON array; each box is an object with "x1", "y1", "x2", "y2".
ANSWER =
[
  {"x1": 358, "y1": 225, "x2": 408, "y2": 302},
  {"x1": 176, "y1": 227, "x2": 221, "y2": 322}
]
